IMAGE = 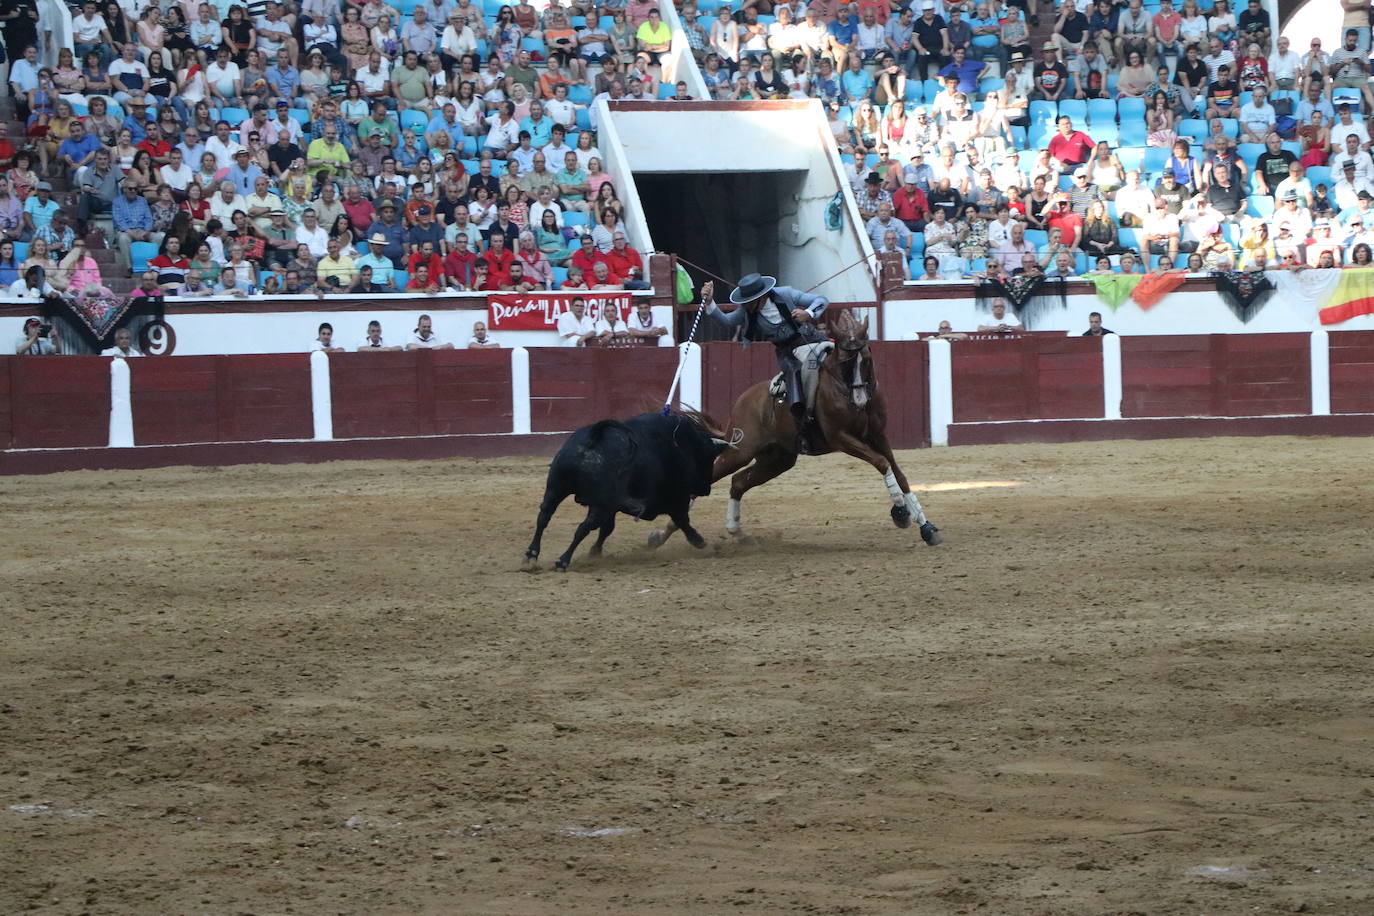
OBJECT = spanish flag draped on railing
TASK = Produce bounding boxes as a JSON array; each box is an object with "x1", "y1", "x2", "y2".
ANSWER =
[{"x1": 1318, "y1": 267, "x2": 1374, "y2": 325}]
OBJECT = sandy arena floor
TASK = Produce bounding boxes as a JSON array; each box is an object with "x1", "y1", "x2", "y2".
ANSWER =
[{"x1": 1, "y1": 436, "x2": 1372, "y2": 915}]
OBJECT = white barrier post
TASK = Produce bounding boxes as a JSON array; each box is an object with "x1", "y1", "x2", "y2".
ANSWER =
[
  {"x1": 511, "y1": 347, "x2": 532, "y2": 434},
  {"x1": 927, "y1": 338, "x2": 953, "y2": 446},
  {"x1": 309, "y1": 349, "x2": 333, "y2": 440},
  {"x1": 678, "y1": 342, "x2": 702, "y2": 411},
  {"x1": 1310, "y1": 329, "x2": 1331, "y2": 416},
  {"x1": 1102, "y1": 332, "x2": 1123, "y2": 420},
  {"x1": 108, "y1": 357, "x2": 134, "y2": 447}
]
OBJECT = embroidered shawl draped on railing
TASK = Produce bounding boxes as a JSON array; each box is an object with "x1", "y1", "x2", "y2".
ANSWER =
[
  {"x1": 1212, "y1": 270, "x2": 1276, "y2": 324},
  {"x1": 975, "y1": 275, "x2": 1068, "y2": 329}
]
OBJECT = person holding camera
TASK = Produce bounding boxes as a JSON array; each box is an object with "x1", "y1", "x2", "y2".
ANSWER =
[{"x1": 14, "y1": 316, "x2": 61, "y2": 356}]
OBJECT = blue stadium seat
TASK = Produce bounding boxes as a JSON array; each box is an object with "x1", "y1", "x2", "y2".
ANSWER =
[
  {"x1": 393, "y1": 269, "x2": 409, "y2": 290},
  {"x1": 1076, "y1": 252, "x2": 1091, "y2": 273},
  {"x1": 1011, "y1": 124, "x2": 1027, "y2": 148},
  {"x1": 967, "y1": 258, "x2": 987, "y2": 274},
  {"x1": 219, "y1": 106, "x2": 249, "y2": 126},
  {"x1": 1017, "y1": 148, "x2": 1039, "y2": 171},
  {"x1": 1237, "y1": 143, "x2": 1264, "y2": 166},
  {"x1": 904, "y1": 80, "x2": 922, "y2": 103},
  {"x1": 568, "y1": 84, "x2": 593, "y2": 104},
  {"x1": 1058, "y1": 98, "x2": 1088, "y2": 125},
  {"x1": 1179, "y1": 119, "x2": 1208, "y2": 142},
  {"x1": 400, "y1": 109, "x2": 427, "y2": 133},
  {"x1": 658, "y1": 83, "x2": 675, "y2": 99},
  {"x1": 1142, "y1": 146, "x2": 1170, "y2": 173},
  {"x1": 1029, "y1": 100, "x2": 1056, "y2": 124},
  {"x1": 1118, "y1": 120, "x2": 1147, "y2": 146},
  {"x1": 1116, "y1": 146, "x2": 1144, "y2": 172},
  {"x1": 1118, "y1": 228, "x2": 1144, "y2": 250},
  {"x1": 1092, "y1": 124, "x2": 1119, "y2": 145},
  {"x1": 13, "y1": 241, "x2": 27, "y2": 261},
  {"x1": 1057, "y1": 174, "x2": 1073, "y2": 191},
  {"x1": 552, "y1": 266, "x2": 569, "y2": 288},
  {"x1": 909, "y1": 234, "x2": 924, "y2": 258},
  {"x1": 1106, "y1": 73, "x2": 1119, "y2": 96},
  {"x1": 922, "y1": 78, "x2": 941, "y2": 103},
  {"x1": 1248, "y1": 195, "x2": 1275, "y2": 217},
  {"x1": 570, "y1": 14, "x2": 587, "y2": 26},
  {"x1": 521, "y1": 36, "x2": 543, "y2": 55},
  {"x1": 1118, "y1": 97, "x2": 1146, "y2": 122},
  {"x1": 129, "y1": 242, "x2": 158, "y2": 275},
  {"x1": 462, "y1": 135, "x2": 480, "y2": 157},
  {"x1": 978, "y1": 77, "x2": 1004, "y2": 96},
  {"x1": 1028, "y1": 124, "x2": 1053, "y2": 148},
  {"x1": 1025, "y1": 229, "x2": 1048, "y2": 248},
  {"x1": 576, "y1": 108, "x2": 592, "y2": 130},
  {"x1": 563, "y1": 211, "x2": 589, "y2": 228},
  {"x1": 287, "y1": 109, "x2": 309, "y2": 127},
  {"x1": 1085, "y1": 98, "x2": 1114, "y2": 126},
  {"x1": 1306, "y1": 165, "x2": 1332, "y2": 187},
  {"x1": 1219, "y1": 118, "x2": 1239, "y2": 138},
  {"x1": 1281, "y1": 141, "x2": 1301, "y2": 158}
]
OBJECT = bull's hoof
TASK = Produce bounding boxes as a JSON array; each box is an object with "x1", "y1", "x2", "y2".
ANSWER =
[
  {"x1": 685, "y1": 530, "x2": 706, "y2": 549},
  {"x1": 920, "y1": 522, "x2": 943, "y2": 546},
  {"x1": 647, "y1": 529, "x2": 668, "y2": 549},
  {"x1": 891, "y1": 503, "x2": 912, "y2": 529}
]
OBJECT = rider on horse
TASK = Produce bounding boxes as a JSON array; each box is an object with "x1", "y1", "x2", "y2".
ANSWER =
[{"x1": 702, "y1": 274, "x2": 830, "y2": 428}]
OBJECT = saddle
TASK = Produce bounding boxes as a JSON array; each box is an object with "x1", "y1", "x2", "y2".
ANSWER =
[{"x1": 767, "y1": 341, "x2": 834, "y2": 411}]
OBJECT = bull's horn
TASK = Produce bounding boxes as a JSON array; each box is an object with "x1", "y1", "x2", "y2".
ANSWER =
[{"x1": 711, "y1": 437, "x2": 732, "y2": 448}]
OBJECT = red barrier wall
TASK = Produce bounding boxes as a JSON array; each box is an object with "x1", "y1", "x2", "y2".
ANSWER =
[
  {"x1": 331, "y1": 349, "x2": 513, "y2": 439},
  {"x1": 701, "y1": 341, "x2": 778, "y2": 423},
  {"x1": 952, "y1": 337, "x2": 1104, "y2": 423},
  {"x1": 1329, "y1": 330, "x2": 1374, "y2": 414},
  {"x1": 527, "y1": 347, "x2": 679, "y2": 432},
  {"x1": 6, "y1": 356, "x2": 110, "y2": 449},
  {"x1": 130, "y1": 354, "x2": 313, "y2": 445},
  {"x1": 1121, "y1": 334, "x2": 1311, "y2": 418},
  {"x1": 870, "y1": 341, "x2": 929, "y2": 449}
]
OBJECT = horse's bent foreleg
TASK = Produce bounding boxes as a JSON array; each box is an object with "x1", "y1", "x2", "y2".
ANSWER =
[
  {"x1": 727, "y1": 447, "x2": 797, "y2": 535},
  {"x1": 829, "y1": 429, "x2": 942, "y2": 544}
]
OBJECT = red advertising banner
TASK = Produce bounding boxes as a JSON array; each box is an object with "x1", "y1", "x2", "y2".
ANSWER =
[{"x1": 487, "y1": 292, "x2": 632, "y2": 331}]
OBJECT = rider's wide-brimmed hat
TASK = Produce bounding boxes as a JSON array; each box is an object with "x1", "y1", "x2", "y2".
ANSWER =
[{"x1": 730, "y1": 273, "x2": 776, "y2": 304}]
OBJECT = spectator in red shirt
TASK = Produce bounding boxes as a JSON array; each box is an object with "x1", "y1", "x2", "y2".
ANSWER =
[
  {"x1": 405, "y1": 263, "x2": 443, "y2": 293},
  {"x1": 1045, "y1": 196, "x2": 1083, "y2": 247},
  {"x1": 603, "y1": 231, "x2": 643, "y2": 283},
  {"x1": 148, "y1": 236, "x2": 190, "y2": 291},
  {"x1": 481, "y1": 232, "x2": 516, "y2": 283},
  {"x1": 891, "y1": 176, "x2": 929, "y2": 231},
  {"x1": 473, "y1": 261, "x2": 499, "y2": 291},
  {"x1": 1047, "y1": 116, "x2": 1095, "y2": 173},
  {"x1": 408, "y1": 241, "x2": 445, "y2": 285},
  {"x1": 443, "y1": 232, "x2": 478, "y2": 289},
  {"x1": 569, "y1": 233, "x2": 604, "y2": 277},
  {"x1": 136, "y1": 123, "x2": 172, "y2": 167},
  {"x1": 342, "y1": 184, "x2": 376, "y2": 235}
]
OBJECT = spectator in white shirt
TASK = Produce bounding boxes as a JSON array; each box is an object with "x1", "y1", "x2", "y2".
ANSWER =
[
  {"x1": 407, "y1": 313, "x2": 455, "y2": 349},
  {"x1": 556, "y1": 296, "x2": 598, "y2": 346},
  {"x1": 294, "y1": 208, "x2": 330, "y2": 258},
  {"x1": 1237, "y1": 86, "x2": 1276, "y2": 143},
  {"x1": 307, "y1": 321, "x2": 347, "y2": 352}
]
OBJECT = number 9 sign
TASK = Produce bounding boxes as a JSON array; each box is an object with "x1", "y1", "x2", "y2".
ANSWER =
[{"x1": 138, "y1": 320, "x2": 177, "y2": 356}]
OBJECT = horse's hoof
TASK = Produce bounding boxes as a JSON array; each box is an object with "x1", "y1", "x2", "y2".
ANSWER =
[
  {"x1": 920, "y1": 522, "x2": 943, "y2": 546},
  {"x1": 522, "y1": 554, "x2": 539, "y2": 571},
  {"x1": 891, "y1": 504, "x2": 912, "y2": 529},
  {"x1": 647, "y1": 530, "x2": 666, "y2": 549},
  {"x1": 554, "y1": 559, "x2": 570, "y2": 572}
]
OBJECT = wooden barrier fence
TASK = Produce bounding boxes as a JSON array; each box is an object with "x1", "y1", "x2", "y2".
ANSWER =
[{"x1": 0, "y1": 331, "x2": 1370, "y2": 461}]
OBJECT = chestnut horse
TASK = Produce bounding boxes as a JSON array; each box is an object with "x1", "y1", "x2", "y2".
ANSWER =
[{"x1": 648, "y1": 308, "x2": 942, "y2": 547}]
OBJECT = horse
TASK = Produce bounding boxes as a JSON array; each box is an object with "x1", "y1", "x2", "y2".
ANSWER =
[{"x1": 648, "y1": 308, "x2": 942, "y2": 547}]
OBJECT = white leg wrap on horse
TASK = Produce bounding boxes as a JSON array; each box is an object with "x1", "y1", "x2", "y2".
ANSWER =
[
  {"x1": 726, "y1": 498, "x2": 742, "y2": 533},
  {"x1": 883, "y1": 471, "x2": 905, "y2": 506},
  {"x1": 904, "y1": 491, "x2": 929, "y2": 526}
]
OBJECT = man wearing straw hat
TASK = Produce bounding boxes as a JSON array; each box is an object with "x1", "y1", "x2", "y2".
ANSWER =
[{"x1": 700, "y1": 274, "x2": 829, "y2": 427}]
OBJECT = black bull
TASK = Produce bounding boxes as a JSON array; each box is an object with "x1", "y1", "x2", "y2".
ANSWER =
[{"x1": 523, "y1": 412, "x2": 731, "y2": 571}]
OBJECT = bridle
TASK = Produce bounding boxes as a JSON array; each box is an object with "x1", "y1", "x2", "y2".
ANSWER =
[{"x1": 831, "y1": 325, "x2": 873, "y2": 408}]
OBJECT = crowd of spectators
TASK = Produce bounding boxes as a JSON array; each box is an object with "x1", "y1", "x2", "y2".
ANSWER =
[
  {"x1": 0, "y1": 0, "x2": 696, "y2": 298},
  {"x1": 790, "y1": 0, "x2": 1374, "y2": 280}
]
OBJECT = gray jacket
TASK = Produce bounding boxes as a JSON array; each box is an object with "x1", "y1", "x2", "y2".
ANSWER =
[{"x1": 707, "y1": 286, "x2": 829, "y2": 347}]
